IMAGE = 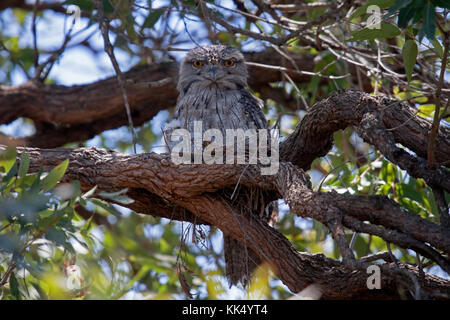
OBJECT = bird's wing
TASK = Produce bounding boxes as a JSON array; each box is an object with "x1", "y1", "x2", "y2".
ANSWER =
[{"x1": 238, "y1": 89, "x2": 268, "y2": 130}]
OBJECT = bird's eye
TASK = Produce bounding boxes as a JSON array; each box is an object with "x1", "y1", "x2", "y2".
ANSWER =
[
  {"x1": 192, "y1": 60, "x2": 204, "y2": 68},
  {"x1": 223, "y1": 59, "x2": 235, "y2": 67}
]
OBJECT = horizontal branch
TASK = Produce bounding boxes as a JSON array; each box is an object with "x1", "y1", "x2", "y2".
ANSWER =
[
  {"x1": 280, "y1": 90, "x2": 450, "y2": 192},
  {"x1": 3, "y1": 144, "x2": 449, "y2": 299},
  {"x1": 0, "y1": 62, "x2": 178, "y2": 148},
  {"x1": 0, "y1": 51, "x2": 320, "y2": 148}
]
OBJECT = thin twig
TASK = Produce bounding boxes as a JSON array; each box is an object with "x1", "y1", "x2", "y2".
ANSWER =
[
  {"x1": 427, "y1": 37, "x2": 449, "y2": 166},
  {"x1": 32, "y1": 0, "x2": 40, "y2": 73},
  {"x1": 96, "y1": 0, "x2": 137, "y2": 153},
  {"x1": 246, "y1": 61, "x2": 350, "y2": 80},
  {"x1": 359, "y1": 251, "x2": 394, "y2": 263},
  {"x1": 125, "y1": 77, "x2": 173, "y2": 88},
  {"x1": 38, "y1": 19, "x2": 76, "y2": 81},
  {"x1": 0, "y1": 262, "x2": 16, "y2": 287}
]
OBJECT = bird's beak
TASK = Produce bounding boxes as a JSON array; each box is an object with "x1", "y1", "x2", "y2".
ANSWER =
[{"x1": 208, "y1": 66, "x2": 218, "y2": 81}]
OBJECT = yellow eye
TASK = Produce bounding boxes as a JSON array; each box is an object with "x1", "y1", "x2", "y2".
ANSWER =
[
  {"x1": 224, "y1": 59, "x2": 235, "y2": 67},
  {"x1": 192, "y1": 60, "x2": 204, "y2": 68}
]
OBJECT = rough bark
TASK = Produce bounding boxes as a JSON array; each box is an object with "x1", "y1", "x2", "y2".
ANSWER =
[
  {"x1": 2, "y1": 89, "x2": 449, "y2": 299},
  {"x1": 2, "y1": 145, "x2": 448, "y2": 299},
  {"x1": 0, "y1": 51, "x2": 369, "y2": 148},
  {"x1": 281, "y1": 90, "x2": 450, "y2": 169}
]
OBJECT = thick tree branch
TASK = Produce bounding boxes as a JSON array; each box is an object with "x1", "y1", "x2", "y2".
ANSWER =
[
  {"x1": 0, "y1": 62, "x2": 178, "y2": 147},
  {"x1": 0, "y1": 51, "x2": 365, "y2": 148},
  {"x1": 1, "y1": 89, "x2": 449, "y2": 298},
  {"x1": 280, "y1": 90, "x2": 450, "y2": 191},
  {"x1": 2, "y1": 144, "x2": 449, "y2": 299}
]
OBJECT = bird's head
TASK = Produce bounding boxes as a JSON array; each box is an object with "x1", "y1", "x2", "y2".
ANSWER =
[{"x1": 177, "y1": 45, "x2": 248, "y2": 94}]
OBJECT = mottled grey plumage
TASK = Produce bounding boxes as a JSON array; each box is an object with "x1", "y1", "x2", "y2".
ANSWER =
[
  {"x1": 166, "y1": 45, "x2": 276, "y2": 286},
  {"x1": 174, "y1": 45, "x2": 266, "y2": 134}
]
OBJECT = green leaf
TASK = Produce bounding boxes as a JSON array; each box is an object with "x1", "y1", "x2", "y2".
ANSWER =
[
  {"x1": 431, "y1": 0, "x2": 450, "y2": 9},
  {"x1": 420, "y1": 2, "x2": 435, "y2": 40},
  {"x1": 63, "y1": 0, "x2": 94, "y2": 11},
  {"x1": 0, "y1": 234, "x2": 19, "y2": 253},
  {"x1": 31, "y1": 282, "x2": 49, "y2": 300},
  {"x1": 431, "y1": 39, "x2": 443, "y2": 58},
  {"x1": 69, "y1": 180, "x2": 81, "y2": 202},
  {"x1": 418, "y1": 104, "x2": 435, "y2": 117},
  {"x1": 402, "y1": 40, "x2": 418, "y2": 82},
  {"x1": 82, "y1": 185, "x2": 97, "y2": 198},
  {"x1": 0, "y1": 147, "x2": 17, "y2": 173},
  {"x1": 39, "y1": 208, "x2": 67, "y2": 229},
  {"x1": 18, "y1": 152, "x2": 30, "y2": 178},
  {"x1": 379, "y1": 161, "x2": 397, "y2": 184},
  {"x1": 388, "y1": 0, "x2": 413, "y2": 13},
  {"x1": 142, "y1": 9, "x2": 164, "y2": 29},
  {"x1": 98, "y1": 188, "x2": 134, "y2": 205},
  {"x1": 2, "y1": 162, "x2": 17, "y2": 186},
  {"x1": 9, "y1": 272, "x2": 21, "y2": 300},
  {"x1": 90, "y1": 198, "x2": 122, "y2": 216},
  {"x1": 46, "y1": 228, "x2": 67, "y2": 246},
  {"x1": 350, "y1": 23, "x2": 401, "y2": 41},
  {"x1": 12, "y1": 9, "x2": 28, "y2": 25},
  {"x1": 40, "y1": 159, "x2": 69, "y2": 192},
  {"x1": 102, "y1": 0, "x2": 114, "y2": 13},
  {"x1": 350, "y1": 0, "x2": 395, "y2": 20},
  {"x1": 397, "y1": 7, "x2": 416, "y2": 28}
]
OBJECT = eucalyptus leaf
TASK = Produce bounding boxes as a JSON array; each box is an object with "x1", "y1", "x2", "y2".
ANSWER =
[
  {"x1": 350, "y1": 23, "x2": 400, "y2": 41},
  {"x1": 0, "y1": 147, "x2": 17, "y2": 173},
  {"x1": 402, "y1": 40, "x2": 418, "y2": 82},
  {"x1": 18, "y1": 152, "x2": 30, "y2": 178},
  {"x1": 98, "y1": 188, "x2": 134, "y2": 205},
  {"x1": 431, "y1": 39, "x2": 443, "y2": 58},
  {"x1": 40, "y1": 159, "x2": 69, "y2": 192},
  {"x1": 420, "y1": 2, "x2": 435, "y2": 40},
  {"x1": 9, "y1": 272, "x2": 21, "y2": 300},
  {"x1": 142, "y1": 9, "x2": 164, "y2": 29},
  {"x1": 63, "y1": 0, "x2": 94, "y2": 11},
  {"x1": 46, "y1": 228, "x2": 67, "y2": 247}
]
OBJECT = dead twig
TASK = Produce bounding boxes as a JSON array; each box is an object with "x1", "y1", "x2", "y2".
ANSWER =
[{"x1": 96, "y1": 0, "x2": 137, "y2": 153}]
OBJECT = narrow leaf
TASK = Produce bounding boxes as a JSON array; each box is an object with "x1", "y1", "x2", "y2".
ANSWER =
[
  {"x1": 350, "y1": 23, "x2": 400, "y2": 41},
  {"x1": 402, "y1": 40, "x2": 418, "y2": 82},
  {"x1": 397, "y1": 7, "x2": 416, "y2": 28},
  {"x1": 82, "y1": 185, "x2": 97, "y2": 198},
  {"x1": 46, "y1": 228, "x2": 67, "y2": 246},
  {"x1": 18, "y1": 152, "x2": 30, "y2": 178},
  {"x1": 421, "y1": 2, "x2": 435, "y2": 40},
  {"x1": 98, "y1": 188, "x2": 134, "y2": 205},
  {"x1": 431, "y1": 0, "x2": 450, "y2": 9},
  {"x1": 350, "y1": 0, "x2": 396, "y2": 20},
  {"x1": 2, "y1": 162, "x2": 17, "y2": 185},
  {"x1": 142, "y1": 9, "x2": 163, "y2": 29},
  {"x1": 9, "y1": 272, "x2": 21, "y2": 300},
  {"x1": 388, "y1": 0, "x2": 413, "y2": 13},
  {"x1": 40, "y1": 159, "x2": 69, "y2": 192},
  {"x1": 431, "y1": 39, "x2": 443, "y2": 58},
  {"x1": 63, "y1": 0, "x2": 94, "y2": 11},
  {"x1": 0, "y1": 147, "x2": 17, "y2": 173}
]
